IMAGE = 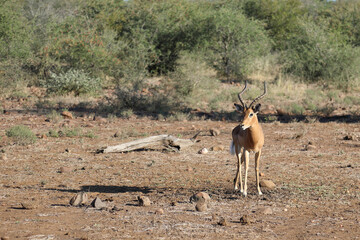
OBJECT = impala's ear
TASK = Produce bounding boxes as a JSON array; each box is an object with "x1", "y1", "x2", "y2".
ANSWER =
[
  {"x1": 252, "y1": 103, "x2": 261, "y2": 113},
  {"x1": 234, "y1": 103, "x2": 244, "y2": 112}
]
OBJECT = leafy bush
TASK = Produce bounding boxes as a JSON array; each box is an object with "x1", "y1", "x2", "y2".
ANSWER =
[
  {"x1": 243, "y1": 0, "x2": 305, "y2": 50},
  {"x1": 43, "y1": 69, "x2": 101, "y2": 96},
  {"x1": 6, "y1": 125, "x2": 37, "y2": 145},
  {"x1": 37, "y1": 14, "x2": 122, "y2": 80},
  {"x1": 0, "y1": 1, "x2": 31, "y2": 59},
  {"x1": 282, "y1": 21, "x2": 360, "y2": 87},
  {"x1": 208, "y1": 7, "x2": 271, "y2": 80}
]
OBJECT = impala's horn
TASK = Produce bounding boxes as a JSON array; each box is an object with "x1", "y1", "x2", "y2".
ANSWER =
[
  {"x1": 249, "y1": 82, "x2": 267, "y2": 108},
  {"x1": 237, "y1": 81, "x2": 248, "y2": 109}
]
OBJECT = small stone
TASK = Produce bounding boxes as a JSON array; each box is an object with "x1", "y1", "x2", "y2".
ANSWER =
[
  {"x1": 59, "y1": 166, "x2": 72, "y2": 173},
  {"x1": 218, "y1": 217, "x2": 228, "y2": 226},
  {"x1": 1, "y1": 236, "x2": 10, "y2": 240},
  {"x1": 170, "y1": 201, "x2": 177, "y2": 206},
  {"x1": 0, "y1": 154, "x2": 7, "y2": 161},
  {"x1": 20, "y1": 202, "x2": 34, "y2": 210},
  {"x1": 260, "y1": 180, "x2": 276, "y2": 190},
  {"x1": 211, "y1": 145, "x2": 225, "y2": 151},
  {"x1": 209, "y1": 128, "x2": 220, "y2": 136},
  {"x1": 343, "y1": 135, "x2": 353, "y2": 140},
  {"x1": 155, "y1": 208, "x2": 164, "y2": 215},
  {"x1": 190, "y1": 192, "x2": 211, "y2": 203},
  {"x1": 276, "y1": 109, "x2": 288, "y2": 116},
  {"x1": 61, "y1": 111, "x2": 73, "y2": 119},
  {"x1": 261, "y1": 207, "x2": 273, "y2": 215},
  {"x1": 91, "y1": 197, "x2": 107, "y2": 209},
  {"x1": 94, "y1": 116, "x2": 107, "y2": 123},
  {"x1": 259, "y1": 172, "x2": 265, "y2": 177},
  {"x1": 198, "y1": 148, "x2": 208, "y2": 154},
  {"x1": 138, "y1": 196, "x2": 151, "y2": 207},
  {"x1": 195, "y1": 200, "x2": 207, "y2": 212},
  {"x1": 186, "y1": 167, "x2": 193, "y2": 172},
  {"x1": 112, "y1": 206, "x2": 121, "y2": 212},
  {"x1": 114, "y1": 132, "x2": 121, "y2": 138},
  {"x1": 240, "y1": 215, "x2": 249, "y2": 225},
  {"x1": 305, "y1": 144, "x2": 316, "y2": 151},
  {"x1": 70, "y1": 192, "x2": 88, "y2": 206}
]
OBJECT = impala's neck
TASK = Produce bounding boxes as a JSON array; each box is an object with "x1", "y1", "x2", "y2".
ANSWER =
[{"x1": 246, "y1": 121, "x2": 263, "y2": 144}]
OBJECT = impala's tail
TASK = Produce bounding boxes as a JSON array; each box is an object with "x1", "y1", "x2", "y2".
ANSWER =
[{"x1": 230, "y1": 141, "x2": 236, "y2": 155}]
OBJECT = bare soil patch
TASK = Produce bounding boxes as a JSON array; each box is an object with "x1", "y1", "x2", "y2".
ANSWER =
[{"x1": 0, "y1": 110, "x2": 359, "y2": 239}]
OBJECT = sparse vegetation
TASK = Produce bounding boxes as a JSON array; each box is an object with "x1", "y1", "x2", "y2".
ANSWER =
[{"x1": 6, "y1": 125, "x2": 37, "y2": 145}]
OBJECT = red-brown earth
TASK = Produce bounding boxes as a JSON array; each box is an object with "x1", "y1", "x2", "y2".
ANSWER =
[{"x1": 0, "y1": 107, "x2": 359, "y2": 239}]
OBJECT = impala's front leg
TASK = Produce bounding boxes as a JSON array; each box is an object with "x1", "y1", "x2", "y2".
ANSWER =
[
  {"x1": 234, "y1": 147, "x2": 242, "y2": 192},
  {"x1": 243, "y1": 150, "x2": 250, "y2": 197},
  {"x1": 255, "y1": 150, "x2": 263, "y2": 195}
]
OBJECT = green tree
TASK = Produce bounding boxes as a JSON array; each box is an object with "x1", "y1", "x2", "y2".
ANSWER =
[
  {"x1": 243, "y1": 0, "x2": 305, "y2": 50},
  {"x1": 209, "y1": 7, "x2": 271, "y2": 81},
  {"x1": 0, "y1": 0, "x2": 31, "y2": 59}
]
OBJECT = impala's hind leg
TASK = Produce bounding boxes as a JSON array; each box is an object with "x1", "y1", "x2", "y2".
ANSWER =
[{"x1": 243, "y1": 150, "x2": 250, "y2": 197}]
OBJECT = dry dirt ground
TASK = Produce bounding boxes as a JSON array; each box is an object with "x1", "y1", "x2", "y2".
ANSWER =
[{"x1": 0, "y1": 109, "x2": 359, "y2": 239}]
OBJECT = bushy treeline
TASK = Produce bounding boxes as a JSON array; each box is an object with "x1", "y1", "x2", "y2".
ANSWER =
[{"x1": 1, "y1": 0, "x2": 360, "y2": 111}]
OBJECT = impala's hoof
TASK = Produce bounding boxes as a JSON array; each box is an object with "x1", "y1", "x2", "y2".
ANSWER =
[
  {"x1": 258, "y1": 191, "x2": 263, "y2": 196},
  {"x1": 242, "y1": 192, "x2": 247, "y2": 197}
]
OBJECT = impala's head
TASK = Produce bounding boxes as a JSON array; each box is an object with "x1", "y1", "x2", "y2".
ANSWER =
[{"x1": 234, "y1": 81, "x2": 267, "y2": 130}]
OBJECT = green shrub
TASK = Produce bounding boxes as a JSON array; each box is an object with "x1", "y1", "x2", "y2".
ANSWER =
[
  {"x1": 243, "y1": 0, "x2": 304, "y2": 50},
  {"x1": 0, "y1": 1, "x2": 31, "y2": 59},
  {"x1": 43, "y1": 69, "x2": 101, "y2": 96},
  {"x1": 6, "y1": 125, "x2": 37, "y2": 145},
  {"x1": 282, "y1": 20, "x2": 360, "y2": 87},
  {"x1": 208, "y1": 7, "x2": 271, "y2": 80},
  {"x1": 288, "y1": 103, "x2": 305, "y2": 115}
]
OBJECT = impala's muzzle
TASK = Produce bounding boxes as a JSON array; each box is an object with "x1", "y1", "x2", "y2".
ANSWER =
[{"x1": 241, "y1": 124, "x2": 250, "y2": 130}]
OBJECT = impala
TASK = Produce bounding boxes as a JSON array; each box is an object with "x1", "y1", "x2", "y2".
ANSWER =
[{"x1": 230, "y1": 81, "x2": 267, "y2": 196}]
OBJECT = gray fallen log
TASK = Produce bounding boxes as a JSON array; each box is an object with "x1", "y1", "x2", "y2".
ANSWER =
[{"x1": 97, "y1": 132, "x2": 200, "y2": 153}]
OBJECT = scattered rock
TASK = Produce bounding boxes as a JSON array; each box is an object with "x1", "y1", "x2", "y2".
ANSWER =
[
  {"x1": 218, "y1": 217, "x2": 228, "y2": 226},
  {"x1": 1, "y1": 236, "x2": 10, "y2": 240},
  {"x1": 240, "y1": 215, "x2": 250, "y2": 225},
  {"x1": 111, "y1": 206, "x2": 122, "y2": 212},
  {"x1": 195, "y1": 198, "x2": 207, "y2": 212},
  {"x1": 138, "y1": 196, "x2": 151, "y2": 207},
  {"x1": 91, "y1": 197, "x2": 107, "y2": 209},
  {"x1": 170, "y1": 201, "x2": 178, "y2": 206},
  {"x1": 261, "y1": 207, "x2": 273, "y2": 215},
  {"x1": 305, "y1": 142, "x2": 317, "y2": 151},
  {"x1": 59, "y1": 166, "x2": 72, "y2": 173},
  {"x1": 190, "y1": 192, "x2": 211, "y2": 203},
  {"x1": 186, "y1": 167, "x2": 193, "y2": 172},
  {"x1": 259, "y1": 172, "x2": 265, "y2": 177},
  {"x1": 209, "y1": 128, "x2": 220, "y2": 136},
  {"x1": 260, "y1": 180, "x2": 276, "y2": 190},
  {"x1": 20, "y1": 202, "x2": 34, "y2": 210},
  {"x1": 211, "y1": 145, "x2": 225, "y2": 151},
  {"x1": 343, "y1": 135, "x2": 353, "y2": 140},
  {"x1": 93, "y1": 116, "x2": 107, "y2": 123},
  {"x1": 61, "y1": 111, "x2": 73, "y2": 119},
  {"x1": 70, "y1": 192, "x2": 88, "y2": 206},
  {"x1": 155, "y1": 208, "x2": 164, "y2": 215},
  {"x1": 276, "y1": 108, "x2": 288, "y2": 116},
  {"x1": 0, "y1": 154, "x2": 7, "y2": 161},
  {"x1": 198, "y1": 148, "x2": 209, "y2": 154},
  {"x1": 114, "y1": 132, "x2": 121, "y2": 138}
]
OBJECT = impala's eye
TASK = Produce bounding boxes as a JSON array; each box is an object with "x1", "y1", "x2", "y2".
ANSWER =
[{"x1": 249, "y1": 113, "x2": 254, "y2": 118}]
